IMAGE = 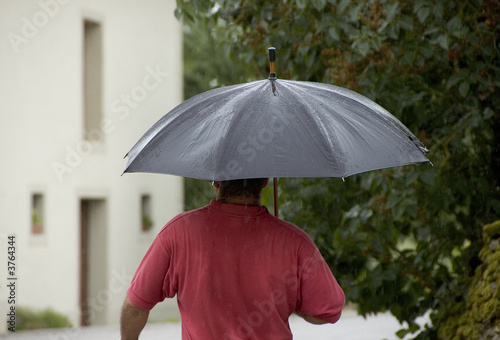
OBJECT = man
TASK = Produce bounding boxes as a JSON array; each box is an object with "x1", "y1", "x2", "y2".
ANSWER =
[{"x1": 121, "y1": 178, "x2": 345, "y2": 339}]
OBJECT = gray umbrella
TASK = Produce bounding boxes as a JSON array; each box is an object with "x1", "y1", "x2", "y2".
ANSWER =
[{"x1": 124, "y1": 48, "x2": 430, "y2": 213}]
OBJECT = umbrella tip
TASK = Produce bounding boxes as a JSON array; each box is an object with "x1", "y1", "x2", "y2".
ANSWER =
[{"x1": 268, "y1": 47, "x2": 276, "y2": 80}]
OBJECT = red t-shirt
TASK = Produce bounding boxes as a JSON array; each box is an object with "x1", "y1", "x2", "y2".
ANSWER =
[{"x1": 127, "y1": 200, "x2": 345, "y2": 339}]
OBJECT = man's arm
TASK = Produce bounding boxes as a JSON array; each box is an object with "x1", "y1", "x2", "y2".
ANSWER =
[
  {"x1": 294, "y1": 311, "x2": 328, "y2": 325},
  {"x1": 120, "y1": 297, "x2": 150, "y2": 340},
  {"x1": 295, "y1": 246, "x2": 345, "y2": 325}
]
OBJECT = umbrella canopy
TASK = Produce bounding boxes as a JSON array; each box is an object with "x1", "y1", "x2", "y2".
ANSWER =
[{"x1": 124, "y1": 79, "x2": 430, "y2": 181}]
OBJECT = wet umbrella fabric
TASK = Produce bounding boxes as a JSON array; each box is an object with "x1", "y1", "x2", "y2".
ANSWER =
[{"x1": 124, "y1": 79, "x2": 430, "y2": 181}]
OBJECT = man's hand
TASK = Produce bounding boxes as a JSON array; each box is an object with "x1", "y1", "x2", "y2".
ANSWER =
[
  {"x1": 294, "y1": 311, "x2": 328, "y2": 325},
  {"x1": 120, "y1": 297, "x2": 150, "y2": 340}
]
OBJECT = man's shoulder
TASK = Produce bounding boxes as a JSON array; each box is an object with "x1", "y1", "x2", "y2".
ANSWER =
[
  {"x1": 265, "y1": 215, "x2": 316, "y2": 245},
  {"x1": 157, "y1": 205, "x2": 210, "y2": 234},
  {"x1": 174, "y1": 205, "x2": 210, "y2": 221}
]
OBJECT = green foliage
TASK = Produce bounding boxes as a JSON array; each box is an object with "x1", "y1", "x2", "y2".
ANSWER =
[
  {"x1": 177, "y1": 0, "x2": 500, "y2": 338},
  {"x1": 184, "y1": 179, "x2": 213, "y2": 211},
  {"x1": 141, "y1": 215, "x2": 154, "y2": 231},
  {"x1": 32, "y1": 209, "x2": 42, "y2": 224},
  {"x1": 183, "y1": 11, "x2": 256, "y2": 100},
  {"x1": 16, "y1": 307, "x2": 72, "y2": 330},
  {"x1": 438, "y1": 221, "x2": 500, "y2": 340}
]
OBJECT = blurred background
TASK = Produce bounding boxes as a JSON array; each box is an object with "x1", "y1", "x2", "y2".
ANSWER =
[{"x1": 1, "y1": 0, "x2": 499, "y2": 339}]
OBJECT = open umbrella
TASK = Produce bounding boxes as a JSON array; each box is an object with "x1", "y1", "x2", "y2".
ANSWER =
[{"x1": 124, "y1": 48, "x2": 430, "y2": 215}]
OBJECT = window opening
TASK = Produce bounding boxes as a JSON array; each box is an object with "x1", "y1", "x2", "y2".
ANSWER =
[
  {"x1": 32, "y1": 193, "x2": 44, "y2": 234},
  {"x1": 141, "y1": 195, "x2": 153, "y2": 232},
  {"x1": 83, "y1": 20, "x2": 103, "y2": 143}
]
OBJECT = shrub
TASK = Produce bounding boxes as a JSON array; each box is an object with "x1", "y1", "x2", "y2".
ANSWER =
[
  {"x1": 16, "y1": 307, "x2": 72, "y2": 330},
  {"x1": 438, "y1": 221, "x2": 500, "y2": 339}
]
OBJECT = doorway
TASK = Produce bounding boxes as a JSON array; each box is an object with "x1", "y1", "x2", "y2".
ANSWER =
[{"x1": 80, "y1": 199, "x2": 107, "y2": 326}]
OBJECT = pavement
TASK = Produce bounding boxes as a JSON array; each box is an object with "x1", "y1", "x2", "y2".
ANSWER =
[{"x1": 0, "y1": 309, "x2": 427, "y2": 339}]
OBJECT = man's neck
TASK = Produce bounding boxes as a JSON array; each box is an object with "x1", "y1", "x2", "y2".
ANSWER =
[{"x1": 216, "y1": 196, "x2": 261, "y2": 206}]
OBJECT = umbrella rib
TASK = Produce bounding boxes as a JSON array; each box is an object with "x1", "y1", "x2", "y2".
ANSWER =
[
  {"x1": 314, "y1": 81, "x2": 428, "y2": 155},
  {"x1": 282, "y1": 80, "x2": 429, "y2": 177},
  {"x1": 280, "y1": 81, "x2": 347, "y2": 176},
  {"x1": 125, "y1": 82, "x2": 259, "y2": 176},
  {"x1": 211, "y1": 80, "x2": 269, "y2": 181}
]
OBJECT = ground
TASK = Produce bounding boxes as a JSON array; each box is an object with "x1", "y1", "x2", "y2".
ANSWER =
[{"x1": 1, "y1": 309, "x2": 431, "y2": 340}]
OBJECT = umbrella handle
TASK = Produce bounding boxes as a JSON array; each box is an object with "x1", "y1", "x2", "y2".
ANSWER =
[{"x1": 269, "y1": 47, "x2": 276, "y2": 79}]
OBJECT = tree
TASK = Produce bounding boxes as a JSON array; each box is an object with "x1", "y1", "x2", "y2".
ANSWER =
[{"x1": 177, "y1": 0, "x2": 500, "y2": 338}]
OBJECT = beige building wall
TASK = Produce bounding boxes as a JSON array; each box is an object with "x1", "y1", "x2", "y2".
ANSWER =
[{"x1": 0, "y1": 0, "x2": 183, "y2": 328}]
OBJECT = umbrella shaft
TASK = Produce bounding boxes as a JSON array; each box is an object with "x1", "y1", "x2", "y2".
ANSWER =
[{"x1": 273, "y1": 177, "x2": 279, "y2": 217}]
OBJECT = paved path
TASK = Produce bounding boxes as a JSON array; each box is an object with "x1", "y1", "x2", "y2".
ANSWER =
[{"x1": 0, "y1": 310, "x2": 422, "y2": 339}]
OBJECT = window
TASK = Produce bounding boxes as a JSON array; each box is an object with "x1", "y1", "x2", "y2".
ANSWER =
[
  {"x1": 141, "y1": 195, "x2": 153, "y2": 232},
  {"x1": 83, "y1": 20, "x2": 103, "y2": 142},
  {"x1": 32, "y1": 193, "x2": 44, "y2": 234}
]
